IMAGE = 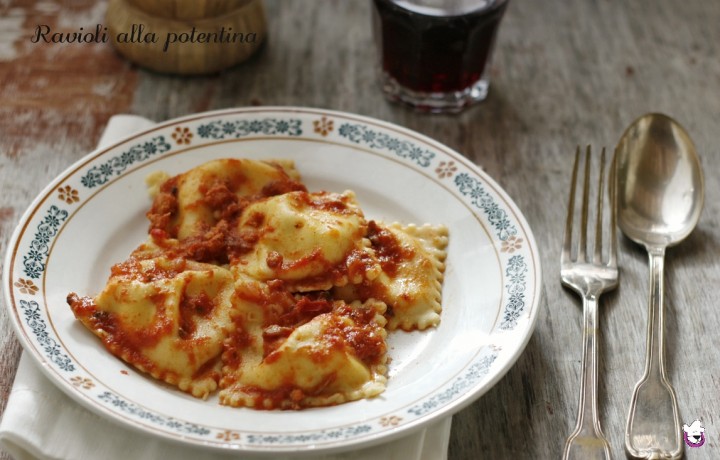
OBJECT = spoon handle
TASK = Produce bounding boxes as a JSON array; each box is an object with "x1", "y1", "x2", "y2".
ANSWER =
[{"x1": 625, "y1": 248, "x2": 683, "y2": 459}]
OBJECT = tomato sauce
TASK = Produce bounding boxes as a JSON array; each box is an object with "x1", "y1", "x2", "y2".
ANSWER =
[
  {"x1": 178, "y1": 291, "x2": 215, "y2": 339},
  {"x1": 367, "y1": 220, "x2": 414, "y2": 276},
  {"x1": 146, "y1": 176, "x2": 179, "y2": 236}
]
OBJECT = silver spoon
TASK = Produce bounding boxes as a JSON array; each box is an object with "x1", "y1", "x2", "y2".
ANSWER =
[{"x1": 614, "y1": 113, "x2": 704, "y2": 459}]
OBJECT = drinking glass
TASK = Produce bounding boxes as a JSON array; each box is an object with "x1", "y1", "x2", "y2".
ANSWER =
[{"x1": 372, "y1": 0, "x2": 509, "y2": 113}]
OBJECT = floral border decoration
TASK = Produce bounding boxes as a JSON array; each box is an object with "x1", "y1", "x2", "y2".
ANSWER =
[
  {"x1": 19, "y1": 300, "x2": 75, "y2": 372},
  {"x1": 196, "y1": 118, "x2": 303, "y2": 139},
  {"x1": 454, "y1": 173, "x2": 518, "y2": 241},
  {"x1": 98, "y1": 392, "x2": 211, "y2": 436},
  {"x1": 80, "y1": 136, "x2": 171, "y2": 188},
  {"x1": 406, "y1": 352, "x2": 497, "y2": 417},
  {"x1": 337, "y1": 123, "x2": 435, "y2": 168},
  {"x1": 453, "y1": 173, "x2": 530, "y2": 331},
  {"x1": 23, "y1": 205, "x2": 68, "y2": 279},
  {"x1": 244, "y1": 425, "x2": 373, "y2": 446},
  {"x1": 500, "y1": 255, "x2": 529, "y2": 330}
]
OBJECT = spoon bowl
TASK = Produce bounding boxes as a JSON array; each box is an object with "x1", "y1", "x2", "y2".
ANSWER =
[
  {"x1": 614, "y1": 113, "x2": 704, "y2": 460},
  {"x1": 615, "y1": 113, "x2": 704, "y2": 248}
]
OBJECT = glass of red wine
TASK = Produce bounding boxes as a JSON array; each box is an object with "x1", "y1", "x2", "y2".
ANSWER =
[{"x1": 372, "y1": 0, "x2": 509, "y2": 113}]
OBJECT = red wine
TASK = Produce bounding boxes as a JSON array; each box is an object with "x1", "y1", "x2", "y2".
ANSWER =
[{"x1": 373, "y1": 0, "x2": 508, "y2": 94}]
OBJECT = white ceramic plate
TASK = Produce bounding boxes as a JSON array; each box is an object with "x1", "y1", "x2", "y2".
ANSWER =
[{"x1": 3, "y1": 107, "x2": 541, "y2": 456}]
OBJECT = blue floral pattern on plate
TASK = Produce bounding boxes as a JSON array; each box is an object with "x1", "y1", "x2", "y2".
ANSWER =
[
  {"x1": 337, "y1": 123, "x2": 435, "y2": 167},
  {"x1": 19, "y1": 299, "x2": 75, "y2": 372},
  {"x1": 197, "y1": 118, "x2": 303, "y2": 138},
  {"x1": 80, "y1": 136, "x2": 171, "y2": 188},
  {"x1": 23, "y1": 205, "x2": 68, "y2": 279},
  {"x1": 98, "y1": 392, "x2": 211, "y2": 436}
]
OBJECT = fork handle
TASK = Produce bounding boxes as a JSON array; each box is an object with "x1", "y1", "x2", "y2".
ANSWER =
[{"x1": 563, "y1": 295, "x2": 611, "y2": 460}]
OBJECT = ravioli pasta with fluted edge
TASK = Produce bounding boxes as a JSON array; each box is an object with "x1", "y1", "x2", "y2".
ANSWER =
[{"x1": 67, "y1": 158, "x2": 448, "y2": 410}]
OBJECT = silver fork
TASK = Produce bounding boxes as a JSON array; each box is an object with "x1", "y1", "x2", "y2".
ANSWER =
[{"x1": 561, "y1": 146, "x2": 618, "y2": 460}]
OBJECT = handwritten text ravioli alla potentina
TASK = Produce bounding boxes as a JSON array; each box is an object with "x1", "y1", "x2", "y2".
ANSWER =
[{"x1": 31, "y1": 24, "x2": 259, "y2": 52}]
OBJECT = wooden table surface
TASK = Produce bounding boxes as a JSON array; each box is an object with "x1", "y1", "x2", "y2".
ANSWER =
[{"x1": 2, "y1": 0, "x2": 719, "y2": 458}]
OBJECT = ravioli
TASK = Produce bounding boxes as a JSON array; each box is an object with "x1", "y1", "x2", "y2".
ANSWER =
[
  {"x1": 233, "y1": 190, "x2": 381, "y2": 291},
  {"x1": 220, "y1": 278, "x2": 388, "y2": 409},
  {"x1": 146, "y1": 158, "x2": 305, "y2": 240},
  {"x1": 68, "y1": 157, "x2": 448, "y2": 410},
  {"x1": 67, "y1": 255, "x2": 237, "y2": 398},
  {"x1": 333, "y1": 221, "x2": 449, "y2": 331}
]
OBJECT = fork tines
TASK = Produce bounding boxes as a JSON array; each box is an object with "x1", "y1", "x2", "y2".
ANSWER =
[{"x1": 562, "y1": 145, "x2": 617, "y2": 268}]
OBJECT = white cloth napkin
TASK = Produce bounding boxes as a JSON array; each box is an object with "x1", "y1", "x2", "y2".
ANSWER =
[{"x1": 0, "y1": 115, "x2": 453, "y2": 460}]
